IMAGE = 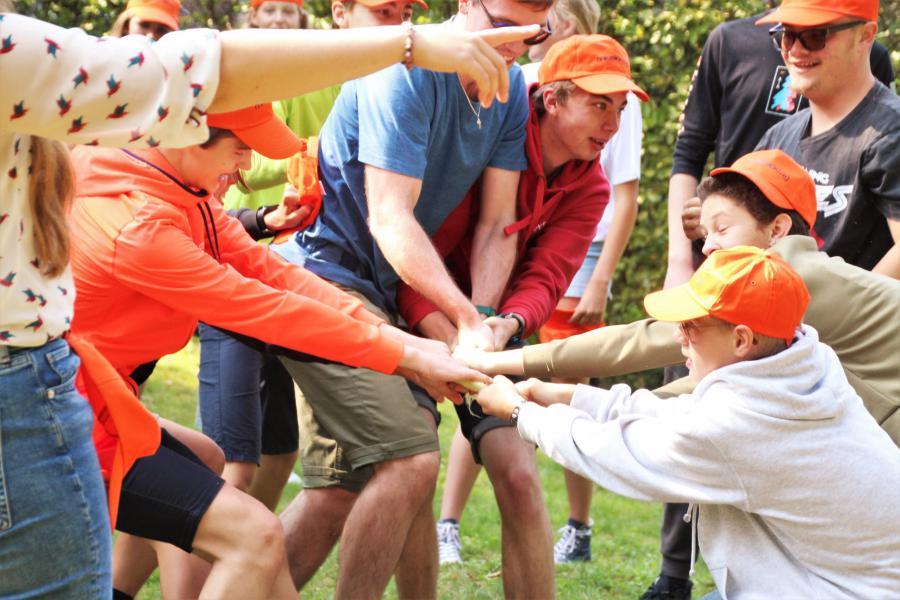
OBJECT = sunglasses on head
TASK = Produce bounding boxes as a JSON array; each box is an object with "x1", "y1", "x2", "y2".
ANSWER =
[
  {"x1": 768, "y1": 20, "x2": 865, "y2": 52},
  {"x1": 478, "y1": 0, "x2": 552, "y2": 46}
]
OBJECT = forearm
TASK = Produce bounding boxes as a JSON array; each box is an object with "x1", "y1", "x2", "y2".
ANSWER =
[
  {"x1": 213, "y1": 27, "x2": 409, "y2": 112},
  {"x1": 591, "y1": 181, "x2": 639, "y2": 287},
  {"x1": 470, "y1": 221, "x2": 517, "y2": 308},
  {"x1": 871, "y1": 244, "x2": 900, "y2": 280},
  {"x1": 665, "y1": 173, "x2": 700, "y2": 288},
  {"x1": 373, "y1": 213, "x2": 481, "y2": 329}
]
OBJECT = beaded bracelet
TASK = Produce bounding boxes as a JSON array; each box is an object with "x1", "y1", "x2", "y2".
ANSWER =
[{"x1": 402, "y1": 21, "x2": 415, "y2": 71}]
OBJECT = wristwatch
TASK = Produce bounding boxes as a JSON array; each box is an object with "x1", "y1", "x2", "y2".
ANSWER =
[
  {"x1": 509, "y1": 401, "x2": 525, "y2": 425},
  {"x1": 497, "y1": 312, "x2": 525, "y2": 339}
]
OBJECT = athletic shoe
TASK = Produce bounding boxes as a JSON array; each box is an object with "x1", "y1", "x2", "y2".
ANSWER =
[
  {"x1": 638, "y1": 574, "x2": 693, "y2": 600},
  {"x1": 436, "y1": 519, "x2": 462, "y2": 564},
  {"x1": 553, "y1": 519, "x2": 592, "y2": 563}
]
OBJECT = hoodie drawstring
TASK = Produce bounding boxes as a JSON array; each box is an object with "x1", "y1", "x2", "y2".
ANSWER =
[{"x1": 683, "y1": 503, "x2": 698, "y2": 577}]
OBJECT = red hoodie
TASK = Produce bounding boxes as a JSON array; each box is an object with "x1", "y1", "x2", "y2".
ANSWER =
[
  {"x1": 70, "y1": 147, "x2": 404, "y2": 379},
  {"x1": 397, "y1": 90, "x2": 610, "y2": 337}
]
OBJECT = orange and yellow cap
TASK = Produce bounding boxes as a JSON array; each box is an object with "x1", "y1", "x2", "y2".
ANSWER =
[
  {"x1": 125, "y1": 0, "x2": 181, "y2": 31},
  {"x1": 756, "y1": 0, "x2": 879, "y2": 26},
  {"x1": 643, "y1": 246, "x2": 810, "y2": 344}
]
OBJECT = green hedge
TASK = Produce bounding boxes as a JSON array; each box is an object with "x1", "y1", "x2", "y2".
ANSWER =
[{"x1": 14, "y1": 0, "x2": 899, "y2": 387}]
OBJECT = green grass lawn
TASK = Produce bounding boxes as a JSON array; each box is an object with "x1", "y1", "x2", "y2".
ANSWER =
[{"x1": 138, "y1": 339, "x2": 714, "y2": 599}]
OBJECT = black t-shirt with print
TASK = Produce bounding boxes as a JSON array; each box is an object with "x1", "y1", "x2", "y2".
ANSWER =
[
  {"x1": 671, "y1": 10, "x2": 895, "y2": 179},
  {"x1": 756, "y1": 82, "x2": 900, "y2": 270}
]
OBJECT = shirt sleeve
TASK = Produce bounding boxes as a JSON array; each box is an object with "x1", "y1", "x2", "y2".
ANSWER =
[
  {"x1": 670, "y1": 25, "x2": 725, "y2": 179},
  {"x1": 487, "y1": 67, "x2": 529, "y2": 172},
  {"x1": 0, "y1": 14, "x2": 220, "y2": 148},
  {"x1": 109, "y1": 203, "x2": 403, "y2": 374},
  {"x1": 860, "y1": 127, "x2": 900, "y2": 220},
  {"x1": 602, "y1": 93, "x2": 643, "y2": 186},
  {"x1": 357, "y1": 65, "x2": 436, "y2": 180}
]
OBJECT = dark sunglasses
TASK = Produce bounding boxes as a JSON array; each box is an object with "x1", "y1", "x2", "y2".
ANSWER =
[
  {"x1": 768, "y1": 21, "x2": 864, "y2": 52},
  {"x1": 478, "y1": 1, "x2": 552, "y2": 46}
]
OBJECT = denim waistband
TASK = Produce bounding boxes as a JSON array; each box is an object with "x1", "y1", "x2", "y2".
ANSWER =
[{"x1": 0, "y1": 337, "x2": 66, "y2": 367}]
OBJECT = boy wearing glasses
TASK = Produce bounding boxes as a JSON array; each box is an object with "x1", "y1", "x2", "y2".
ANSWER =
[
  {"x1": 755, "y1": 0, "x2": 900, "y2": 278},
  {"x1": 270, "y1": 1, "x2": 554, "y2": 597},
  {"x1": 475, "y1": 245, "x2": 900, "y2": 598}
]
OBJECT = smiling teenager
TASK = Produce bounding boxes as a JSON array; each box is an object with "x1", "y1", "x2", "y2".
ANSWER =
[{"x1": 754, "y1": 0, "x2": 900, "y2": 278}]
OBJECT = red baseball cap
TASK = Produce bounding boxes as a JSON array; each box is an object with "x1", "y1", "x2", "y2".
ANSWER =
[
  {"x1": 331, "y1": 0, "x2": 429, "y2": 9},
  {"x1": 207, "y1": 104, "x2": 303, "y2": 159},
  {"x1": 125, "y1": 0, "x2": 181, "y2": 31},
  {"x1": 644, "y1": 246, "x2": 810, "y2": 345},
  {"x1": 710, "y1": 149, "x2": 817, "y2": 228},
  {"x1": 538, "y1": 34, "x2": 649, "y2": 102},
  {"x1": 757, "y1": 0, "x2": 879, "y2": 26}
]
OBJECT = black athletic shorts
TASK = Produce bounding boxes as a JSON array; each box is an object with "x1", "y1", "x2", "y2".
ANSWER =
[{"x1": 116, "y1": 429, "x2": 225, "y2": 553}]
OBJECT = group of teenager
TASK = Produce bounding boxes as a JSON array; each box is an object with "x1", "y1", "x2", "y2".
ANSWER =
[{"x1": 0, "y1": 0, "x2": 898, "y2": 599}]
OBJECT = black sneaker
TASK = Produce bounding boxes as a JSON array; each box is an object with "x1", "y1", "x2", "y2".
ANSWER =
[
  {"x1": 553, "y1": 519, "x2": 592, "y2": 563},
  {"x1": 638, "y1": 574, "x2": 693, "y2": 600}
]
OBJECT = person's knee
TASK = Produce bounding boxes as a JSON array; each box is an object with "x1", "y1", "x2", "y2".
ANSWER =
[
  {"x1": 377, "y1": 451, "x2": 439, "y2": 498},
  {"x1": 232, "y1": 509, "x2": 286, "y2": 572},
  {"x1": 490, "y1": 459, "x2": 544, "y2": 515}
]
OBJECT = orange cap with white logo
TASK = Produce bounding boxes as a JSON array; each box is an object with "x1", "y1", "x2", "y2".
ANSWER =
[
  {"x1": 710, "y1": 149, "x2": 817, "y2": 228},
  {"x1": 125, "y1": 0, "x2": 181, "y2": 31},
  {"x1": 643, "y1": 246, "x2": 810, "y2": 344},
  {"x1": 756, "y1": 0, "x2": 879, "y2": 26},
  {"x1": 538, "y1": 34, "x2": 649, "y2": 102}
]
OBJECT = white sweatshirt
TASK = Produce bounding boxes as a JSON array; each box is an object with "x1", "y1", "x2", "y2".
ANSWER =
[{"x1": 518, "y1": 326, "x2": 900, "y2": 599}]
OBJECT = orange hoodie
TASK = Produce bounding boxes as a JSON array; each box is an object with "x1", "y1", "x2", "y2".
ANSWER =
[{"x1": 69, "y1": 146, "x2": 404, "y2": 380}]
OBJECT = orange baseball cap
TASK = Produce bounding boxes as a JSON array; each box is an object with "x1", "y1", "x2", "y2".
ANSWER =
[
  {"x1": 538, "y1": 34, "x2": 649, "y2": 102},
  {"x1": 251, "y1": 0, "x2": 305, "y2": 8},
  {"x1": 710, "y1": 149, "x2": 817, "y2": 228},
  {"x1": 757, "y1": 0, "x2": 879, "y2": 26},
  {"x1": 207, "y1": 104, "x2": 304, "y2": 159},
  {"x1": 125, "y1": 0, "x2": 181, "y2": 31},
  {"x1": 644, "y1": 246, "x2": 810, "y2": 344},
  {"x1": 331, "y1": 0, "x2": 429, "y2": 9}
]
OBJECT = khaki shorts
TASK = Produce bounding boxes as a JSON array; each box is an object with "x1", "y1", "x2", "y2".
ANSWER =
[{"x1": 279, "y1": 288, "x2": 439, "y2": 491}]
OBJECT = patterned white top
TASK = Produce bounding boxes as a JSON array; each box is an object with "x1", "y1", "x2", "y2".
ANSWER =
[{"x1": 0, "y1": 13, "x2": 220, "y2": 346}]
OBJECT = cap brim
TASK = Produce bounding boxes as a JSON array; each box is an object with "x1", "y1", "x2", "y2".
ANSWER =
[
  {"x1": 233, "y1": 118, "x2": 304, "y2": 159},
  {"x1": 755, "y1": 7, "x2": 847, "y2": 26},
  {"x1": 572, "y1": 73, "x2": 649, "y2": 102},
  {"x1": 643, "y1": 284, "x2": 711, "y2": 323},
  {"x1": 131, "y1": 7, "x2": 180, "y2": 31},
  {"x1": 357, "y1": 0, "x2": 428, "y2": 7}
]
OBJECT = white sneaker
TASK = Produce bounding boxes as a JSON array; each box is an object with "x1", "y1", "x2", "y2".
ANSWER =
[{"x1": 436, "y1": 519, "x2": 462, "y2": 564}]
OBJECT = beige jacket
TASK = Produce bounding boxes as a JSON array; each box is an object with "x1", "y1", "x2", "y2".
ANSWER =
[{"x1": 522, "y1": 236, "x2": 900, "y2": 444}]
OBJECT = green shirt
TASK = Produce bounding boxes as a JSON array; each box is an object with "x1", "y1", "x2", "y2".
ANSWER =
[{"x1": 224, "y1": 85, "x2": 341, "y2": 210}]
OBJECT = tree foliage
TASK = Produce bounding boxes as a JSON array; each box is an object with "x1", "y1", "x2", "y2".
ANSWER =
[{"x1": 10, "y1": 0, "x2": 900, "y2": 388}]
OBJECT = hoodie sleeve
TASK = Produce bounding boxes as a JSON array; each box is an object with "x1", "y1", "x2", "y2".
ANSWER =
[
  {"x1": 499, "y1": 169, "x2": 609, "y2": 336},
  {"x1": 0, "y1": 14, "x2": 219, "y2": 148},
  {"x1": 110, "y1": 204, "x2": 403, "y2": 374},
  {"x1": 522, "y1": 318, "x2": 685, "y2": 379},
  {"x1": 517, "y1": 387, "x2": 748, "y2": 506}
]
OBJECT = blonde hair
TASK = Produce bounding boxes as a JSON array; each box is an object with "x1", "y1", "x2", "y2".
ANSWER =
[
  {"x1": 551, "y1": 0, "x2": 600, "y2": 35},
  {"x1": 29, "y1": 139, "x2": 75, "y2": 278}
]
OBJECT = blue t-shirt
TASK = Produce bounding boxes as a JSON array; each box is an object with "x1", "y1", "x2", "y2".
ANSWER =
[{"x1": 273, "y1": 62, "x2": 529, "y2": 314}]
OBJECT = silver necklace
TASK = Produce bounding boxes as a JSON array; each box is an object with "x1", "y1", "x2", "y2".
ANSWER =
[{"x1": 459, "y1": 76, "x2": 482, "y2": 129}]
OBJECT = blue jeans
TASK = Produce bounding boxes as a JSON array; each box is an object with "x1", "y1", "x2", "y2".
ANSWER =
[
  {"x1": 197, "y1": 324, "x2": 298, "y2": 464},
  {"x1": 0, "y1": 339, "x2": 112, "y2": 599}
]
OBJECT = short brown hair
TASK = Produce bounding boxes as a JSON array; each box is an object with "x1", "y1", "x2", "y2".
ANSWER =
[
  {"x1": 531, "y1": 80, "x2": 576, "y2": 116},
  {"x1": 698, "y1": 172, "x2": 810, "y2": 236}
]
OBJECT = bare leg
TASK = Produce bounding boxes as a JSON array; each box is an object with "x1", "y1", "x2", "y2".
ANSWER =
[
  {"x1": 438, "y1": 426, "x2": 482, "y2": 521},
  {"x1": 394, "y1": 406, "x2": 440, "y2": 600},
  {"x1": 190, "y1": 483, "x2": 295, "y2": 599},
  {"x1": 155, "y1": 544, "x2": 209, "y2": 600},
  {"x1": 222, "y1": 461, "x2": 256, "y2": 493},
  {"x1": 480, "y1": 428, "x2": 555, "y2": 599},
  {"x1": 335, "y1": 450, "x2": 440, "y2": 600},
  {"x1": 281, "y1": 486, "x2": 356, "y2": 589},
  {"x1": 250, "y1": 450, "x2": 300, "y2": 511},
  {"x1": 160, "y1": 418, "x2": 226, "y2": 475},
  {"x1": 563, "y1": 469, "x2": 593, "y2": 524},
  {"x1": 112, "y1": 534, "x2": 157, "y2": 597}
]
